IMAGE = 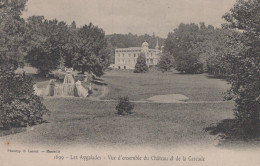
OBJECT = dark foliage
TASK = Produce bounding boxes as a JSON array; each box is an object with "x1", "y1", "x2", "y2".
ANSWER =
[
  {"x1": 134, "y1": 53, "x2": 149, "y2": 73},
  {"x1": 0, "y1": 0, "x2": 28, "y2": 70},
  {"x1": 24, "y1": 16, "x2": 69, "y2": 76},
  {"x1": 70, "y1": 23, "x2": 110, "y2": 76},
  {"x1": 205, "y1": 119, "x2": 260, "y2": 145},
  {"x1": 115, "y1": 96, "x2": 134, "y2": 115},
  {"x1": 175, "y1": 52, "x2": 203, "y2": 74},
  {"x1": 0, "y1": 69, "x2": 49, "y2": 129},
  {"x1": 157, "y1": 53, "x2": 174, "y2": 72},
  {"x1": 25, "y1": 45, "x2": 61, "y2": 76},
  {"x1": 222, "y1": 0, "x2": 260, "y2": 133}
]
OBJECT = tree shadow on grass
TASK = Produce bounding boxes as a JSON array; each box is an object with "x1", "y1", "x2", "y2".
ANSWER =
[
  {"x1": 205, "y1": 74, "x2": 228, "y2": 81},
  {"x1": 205, "y1": 119, "x2": 260, "y2": 148},
  {"x1": 0, "y1": 120, "x2": 49, "y2": 137},
  {"x1": 0, "y1": 127, "x2": 26, "y2": 137}
]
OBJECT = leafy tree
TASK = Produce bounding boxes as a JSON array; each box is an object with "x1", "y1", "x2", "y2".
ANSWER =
[
  {"x1": 164, "y1": 23, "x2": 201, "y2": 57},
  {"x1": 24, "y1": 16, "x2": 70, "y2": 75},
  {"x1": 157, "y1": 52, "x2": 174, "y2": 72},
  {"x1": 164, "y1": 23, "x2": 206, "y2": 73},
  {"x1": 175, "y1": 51, "x2": 203, "y2": 74},
  {"x1": 71, "y1": 23, "x2": 109, "y2": 76},
  {"x1": 0, "y1": 0, "x2": 27, "y2": 70},
  {"x1": 106, "y1": 33, "x2": 165, "y2": 49},
  {"x1": 62, "y1": 21, "x2": 78, "y2": 68},
  {"x1": 223, "y1": 0, "x2": 260, "y2": 134},
  {"x1": 134, "y1": 53, "x2": 149, "y2": 73},
  {"x1": 25, "y1": 45, "x2": 61, "y2": 75},
  {"x1": 0, "y1": 0, "x2": 49, "y2": 129},
  {"x1": 194, "y1": 28, "x2": 242, "y2": 77}
]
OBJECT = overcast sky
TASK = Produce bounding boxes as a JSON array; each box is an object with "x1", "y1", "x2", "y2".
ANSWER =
[{"x1": 22, "y1": 0, "x2": 237, "y2": 37}]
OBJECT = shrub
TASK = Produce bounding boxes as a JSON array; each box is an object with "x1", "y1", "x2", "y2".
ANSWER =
[
  {"x1": 115, "y1": 96, "x2": 134, "y2": 115},
  {"x1": 0, "y1": 69, "x2": 49, "y2": 129},
  {"x1": 134, "y1": 53, "x2": 149, "y2": 73}
]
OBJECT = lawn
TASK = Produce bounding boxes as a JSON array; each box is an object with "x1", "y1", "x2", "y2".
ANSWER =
[
  {"x1": 2, "y1": 69, "x2": 253, "y2": 149},
  {"x1": 0, "y1": 98, "x2": 235, "y2": 148},
  {"x1": 101, "y1": 70, "x2": 230, "y2": 101}
]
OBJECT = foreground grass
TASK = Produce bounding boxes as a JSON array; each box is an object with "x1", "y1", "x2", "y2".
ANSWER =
[
  {"x1": 101, "y1": 70, "x2": 230, "y2": 101},
  {"x1": 0, "y1": 98, "x2": 235, "y2": 148}
]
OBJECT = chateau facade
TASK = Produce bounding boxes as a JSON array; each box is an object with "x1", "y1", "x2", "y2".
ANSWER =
[{"x1": 113, "y1": 41, "x2": 162, "y2": 69}]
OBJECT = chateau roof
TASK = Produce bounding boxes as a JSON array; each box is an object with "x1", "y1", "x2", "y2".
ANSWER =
[{"x1": 142, "y1": 41, "x2": 149, "y2": 47}]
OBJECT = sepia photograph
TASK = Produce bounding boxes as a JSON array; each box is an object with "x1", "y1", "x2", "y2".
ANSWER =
[{"x1": 0, "y1": 0, "x2": 259, "y2": 165}]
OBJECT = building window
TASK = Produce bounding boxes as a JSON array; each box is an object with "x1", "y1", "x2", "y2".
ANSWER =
[{"x1": 134, "y1": 54, "x2": 136, "y2": 57}]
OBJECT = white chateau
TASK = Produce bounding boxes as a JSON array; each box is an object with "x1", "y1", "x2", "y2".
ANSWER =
[{"x1": 113, "y1": 40, "x2": 162, "y2": 69}]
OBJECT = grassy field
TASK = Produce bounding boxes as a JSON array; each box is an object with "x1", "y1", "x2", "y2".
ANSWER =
[
  {"x1": 0, "y1": 99, "x2": 235, "y2": 148},
  {"x1": 2, "y1": 69, "x2": 256, "y2": 149},
  {"x1": 101, "y1": 70, "x2": 230, "y2": 101}
]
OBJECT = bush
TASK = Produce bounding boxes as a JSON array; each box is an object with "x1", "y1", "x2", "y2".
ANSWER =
[
  {"x1": 0, "y1": 69, "x2": 49, "y2": 129},
  {"x1": 115, "y1": 96, "x2": 134, "y2": 115},
  {"x1": 134, "y1": 53, "x2": 149, "y2": 73}
]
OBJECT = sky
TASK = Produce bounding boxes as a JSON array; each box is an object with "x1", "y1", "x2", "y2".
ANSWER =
[{"x1": 22, "y1": 0, "x2": 237, "y2": 38}]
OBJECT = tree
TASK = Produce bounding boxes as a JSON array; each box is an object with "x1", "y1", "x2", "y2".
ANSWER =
[
  {"x1": 163, "y1": 23, "x2": 206, "y2": 73},
  {"x1": 0, "y1": 0, "x2": 27, "y2": 70},
  {"x1": 157, "y1": 52, "x2": 174, "y2": 72},
  {"x1": 0, "y1": 0, "x2": 49, "y2": 129},
  {"x1": 134, "y1": 53, "x2": 149, "y2": 73},
  {"x1": 175, "y1": 51, "x2": 203, "y2": 74},
  {"x1": 193, "y1": 28, "x2": 242, "y2": 77},
  {"x1": 223, "y1": 0, "x2": 260, "y2": 134},
  {"x1": 71, "y1": 23, "x2": 109, "y2": 76},
  {"x1": 164, "y1": 23, "x2": 201, "y2": 58},
  {"x1": 24, "y1": 16, "x2": 70, "y2": 75}
]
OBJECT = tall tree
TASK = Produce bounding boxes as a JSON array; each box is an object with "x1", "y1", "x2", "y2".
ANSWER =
[
  {"x1": 24, "y1": 16, "x2": 70, "y2": 75},
  {"x1": 163, "y1": 23, "x2": 205, "y2": 73},
  {"x1": 71, "y1": 23, "x2": 109, "y2": 76},
  {"x1": 223, "y1": 0, "x2": 260, "y2": 134},
  {"x1": 157, "y1": 52, "x2": 174, "y2": 72},
  {"x1": 0, "y1": 0, "x2": 27, "y2": 70},
  {"x1": 134, "y1": 53, "x2": 149, "y2": 73},
  {"x1": 0, "y1": 0, "x2": 49, "y2": 129}
]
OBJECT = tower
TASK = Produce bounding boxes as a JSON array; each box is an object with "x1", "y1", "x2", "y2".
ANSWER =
[
  {"x1": 155, "y1": 38, "x2": 159, "y2": 50},
  {"x1": 142, "y1": 41, "x2": 149, "y2": 54}
]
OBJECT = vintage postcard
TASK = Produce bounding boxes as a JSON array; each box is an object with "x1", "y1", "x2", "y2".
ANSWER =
[{"x1": 0, "y1": 0, "x2": 259, "y2": 165}]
